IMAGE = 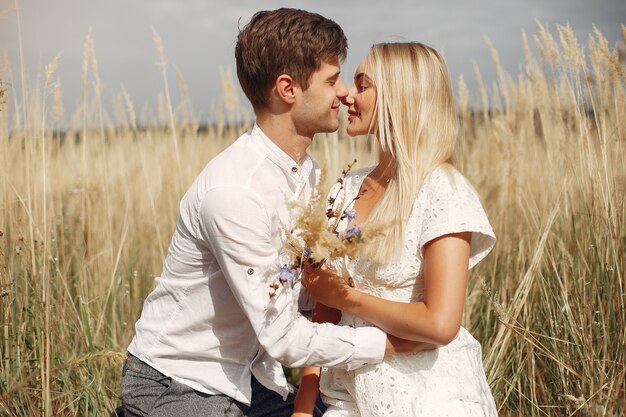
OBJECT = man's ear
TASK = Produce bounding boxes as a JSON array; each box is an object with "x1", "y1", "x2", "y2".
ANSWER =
[{"x1": 275, "y1": 74, "x2": 297, "y2": 105}]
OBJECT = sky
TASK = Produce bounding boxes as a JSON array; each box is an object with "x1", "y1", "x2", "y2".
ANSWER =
[{"x1": 1, "y1": 0, "x2": 625, "y2": 126}]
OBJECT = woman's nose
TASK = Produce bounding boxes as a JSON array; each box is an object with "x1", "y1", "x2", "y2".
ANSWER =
[{"x1": 341, "y1": 95, "x2": 354, "y2": 106}]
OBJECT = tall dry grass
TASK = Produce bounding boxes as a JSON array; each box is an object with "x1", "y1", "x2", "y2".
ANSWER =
[{"x1": 0, "y1": 21, "x2": 624, "y2": 416}]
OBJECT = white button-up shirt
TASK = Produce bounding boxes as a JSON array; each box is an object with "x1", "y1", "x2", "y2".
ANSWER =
[{"x1": 128, "y1": 125, "x2": 386, "y2": 405}]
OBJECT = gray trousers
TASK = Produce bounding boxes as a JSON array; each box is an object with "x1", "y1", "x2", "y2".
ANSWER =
[{"x1": 120, "y1": 353, "x2": 323, "y2": 417}]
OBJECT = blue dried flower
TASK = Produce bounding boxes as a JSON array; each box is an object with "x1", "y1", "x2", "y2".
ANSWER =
[
  {"x1": 303, "y1": 247, "x2": 311, "y2": 258},
  {"x1": 345, "y1": 226, "x2": 360, "y2": 239},
  {"x1": 345, "y1": 210, "x2": 357, "y2": 221},
  {"x1": 279, "y1": 265, "x2": 295, "y2": 282}
]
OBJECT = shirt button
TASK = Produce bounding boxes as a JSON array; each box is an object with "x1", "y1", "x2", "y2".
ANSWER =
[
  {"x1": 291, "y1": 166, "x2": 298, "y2": 173},
  {"x1": 247, "y1": 268, "x2": 254, "y2": 275}
]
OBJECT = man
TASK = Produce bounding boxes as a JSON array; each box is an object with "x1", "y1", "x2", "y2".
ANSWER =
[{"x1": 120, "y1": 8, "x2": 415, "y2": 417}]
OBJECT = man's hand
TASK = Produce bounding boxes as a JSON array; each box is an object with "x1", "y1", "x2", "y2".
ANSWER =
[
  {"x1": 301, "y1": 265, "x2": 356, "y2": 311},
  {"x1": 385, "y1": 334, "x2": 438, "y2": 356}
]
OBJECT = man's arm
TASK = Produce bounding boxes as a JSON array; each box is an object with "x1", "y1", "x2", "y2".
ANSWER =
[{"x1": 198, "y1": 186, "x2": 386, "y2": 369}]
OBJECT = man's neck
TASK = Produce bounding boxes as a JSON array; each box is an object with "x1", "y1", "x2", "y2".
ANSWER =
[{"x1": 256, "y1": 113, "x2": 312, "y2": 164}]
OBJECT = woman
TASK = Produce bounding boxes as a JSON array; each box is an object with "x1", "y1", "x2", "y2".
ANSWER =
[{"x1": 293, "y1": 43, "x2": 498, "y2": 416}]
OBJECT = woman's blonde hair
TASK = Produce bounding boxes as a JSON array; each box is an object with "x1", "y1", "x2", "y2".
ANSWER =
[{"x1": 362, "y1": 42, "x2": 459, "y2": 263}]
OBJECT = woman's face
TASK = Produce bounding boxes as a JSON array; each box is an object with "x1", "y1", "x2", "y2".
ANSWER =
[{"x1": 344, "y1": 58, "x2": 377, "y2": 137}]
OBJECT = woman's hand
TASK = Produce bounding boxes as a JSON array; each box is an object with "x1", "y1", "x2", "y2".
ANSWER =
[
  {"x1": 302, "y1": 265, "x2": 357, "y2": 311},
  {"x1": 304, "y1": 233, "x2": 472, "y2": 346},
  {"x1": 333, "y1": 232, "x2": 472, "y2": 345}
]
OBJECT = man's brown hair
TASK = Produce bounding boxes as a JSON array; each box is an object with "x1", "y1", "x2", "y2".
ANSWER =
[{"x1": 235, "y1": 8, "x2": 347, "y2": 109}]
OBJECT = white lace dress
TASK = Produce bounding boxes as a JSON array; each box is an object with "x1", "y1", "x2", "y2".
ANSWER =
[{"x1": 320, "y1": 166, "x2": 498, "y2": 417}]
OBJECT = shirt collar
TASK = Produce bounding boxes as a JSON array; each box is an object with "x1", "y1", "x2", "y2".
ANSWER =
[{"x1": 252, "y1": 124, "x2": 314, "y2": 179}]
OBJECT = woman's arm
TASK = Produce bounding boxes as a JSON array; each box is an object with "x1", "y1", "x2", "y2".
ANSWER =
[
  {"x1": 291, "y1": 366, "x2": 320, "y2": 417},
  {"x1": 291, "y1": 303, "x2": 340, "y2": 416},
  {"x1": 304, "y1": 232, "x2": 472, "y2": 346}
]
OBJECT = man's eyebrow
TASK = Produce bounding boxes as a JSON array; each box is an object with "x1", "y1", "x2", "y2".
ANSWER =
[{"x1": 327, "y1": 71, "x2": 341, "y2": 80}]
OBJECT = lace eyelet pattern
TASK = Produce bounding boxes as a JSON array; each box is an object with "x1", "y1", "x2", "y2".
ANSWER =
[{"x1": 320, "y1": 166, "x2": 498, "y2": 416}]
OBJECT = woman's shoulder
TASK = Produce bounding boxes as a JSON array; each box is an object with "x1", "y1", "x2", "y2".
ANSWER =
[
  {"x1": 423, "y1": 164, "x2": 478, "y2": 197},
  {"x1": 416, "y1": 164, "x2": 488, "y2": 221},
  {"x1": 419, "y1": 165, "x2": 495, "y2": 268},
  {"x1": 426, "y1": 164, "x2": 461, "y2": 183}
]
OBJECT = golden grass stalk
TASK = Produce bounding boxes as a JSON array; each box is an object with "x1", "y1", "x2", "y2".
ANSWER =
[
  {"x1": 0, "y1": 23, "x2": 624, "y2": 416},
  {"x1": 152, "y1": 29, "x2": 182, "y2": 191}
]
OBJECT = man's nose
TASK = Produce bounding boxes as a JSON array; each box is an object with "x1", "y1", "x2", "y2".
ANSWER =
[
  {"x1": 336, "y1": 79, "x2": 349, "y2": 99},
  {"x1": 341, "y1": 84, "x2": 356, "y2": 106}
]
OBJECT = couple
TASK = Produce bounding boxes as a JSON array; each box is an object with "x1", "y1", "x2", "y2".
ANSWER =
[{"x1": 120, "y1": 7, "x2": 497, "y2": 417}]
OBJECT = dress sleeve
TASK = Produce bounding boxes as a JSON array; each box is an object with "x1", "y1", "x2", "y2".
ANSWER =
[{"x1": 418, "y1": 167, "x2": 496, "y2": 269}]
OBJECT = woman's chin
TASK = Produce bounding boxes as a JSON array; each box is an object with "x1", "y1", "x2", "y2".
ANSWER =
[{"x1": 346, "y1": 125, "x2": 366, "y2": 137}]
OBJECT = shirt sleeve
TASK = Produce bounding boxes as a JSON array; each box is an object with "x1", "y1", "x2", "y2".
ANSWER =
[
  {"x1": 197, "y1": 185, "x2": 386, "y2": 369},
  {"x1": 419, "y1": 168, "x2": 496, "y2": 269}
]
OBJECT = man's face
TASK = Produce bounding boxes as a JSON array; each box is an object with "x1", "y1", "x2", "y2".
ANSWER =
[{"x1": 293, "y1": 57, "x2": 348, "y2": 137}]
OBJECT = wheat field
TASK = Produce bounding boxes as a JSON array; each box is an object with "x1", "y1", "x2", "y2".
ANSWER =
[{"x1": 0, "y1": 23, "x2": 624, "y2": 416}]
